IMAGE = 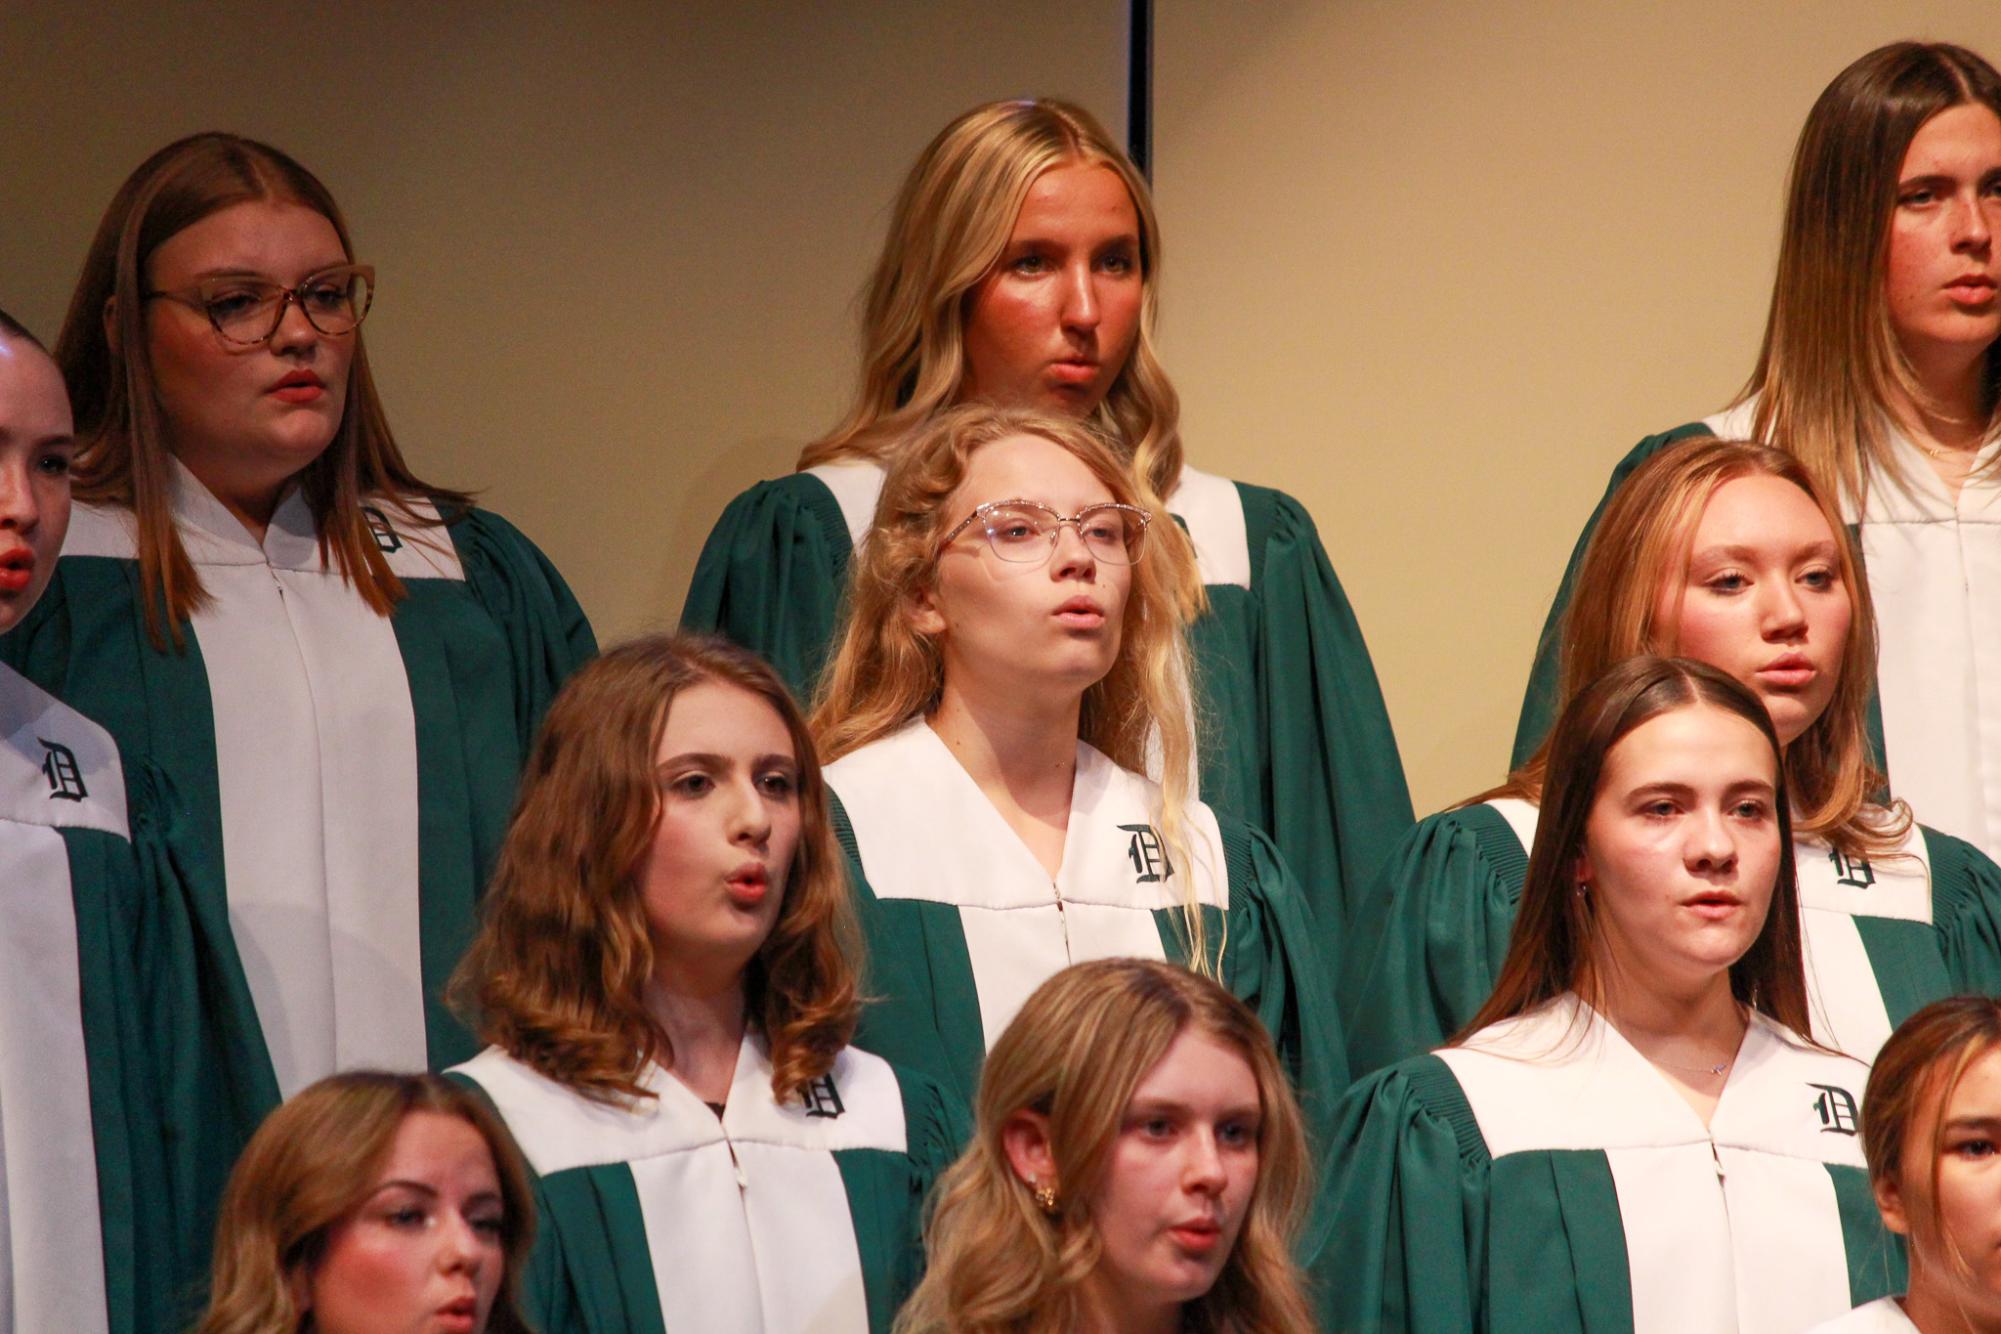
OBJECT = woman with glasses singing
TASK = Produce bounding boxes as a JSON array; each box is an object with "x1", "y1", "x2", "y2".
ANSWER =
[
  {"x1": 685, "y1": 98, "x2": 1410, "y2": 937},
  {"x1": 2, "y1": 134, "x2": 595, "y2": 1113},
  {"x1": 810, "y1": 404, "x2": 1344, "y2": 1181}
]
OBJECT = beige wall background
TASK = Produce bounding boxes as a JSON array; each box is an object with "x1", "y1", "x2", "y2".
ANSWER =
[
  {"x1": 4, "y1": 4, "x2": 2000, "y2": 815},
  {"x1": 0, "y1": 0, "x2": 1122, "y2": 643}
]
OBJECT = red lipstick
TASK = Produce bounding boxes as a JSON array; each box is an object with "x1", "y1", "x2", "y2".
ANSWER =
[{"x1": 269, "y1": 369, "x2": 325, "y2": 404}]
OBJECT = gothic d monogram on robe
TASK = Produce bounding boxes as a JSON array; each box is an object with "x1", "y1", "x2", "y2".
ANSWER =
[
  {"x1": 1121, "y1": 823, "x2": 1174, "y2": 882},
  {"x1": 39, "y1": 738, "x2": 87, "y2": 801}
]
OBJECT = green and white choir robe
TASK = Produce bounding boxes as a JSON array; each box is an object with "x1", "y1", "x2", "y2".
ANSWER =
[
  {"x1": 452, "y1": 1032, "x2": 967, "y2": 1334},
  {"x1": 1341, "y1": 797, "x2": 2001, "y2": 1076},
  {"x1": 1518, "y1": 401, "x2": 2001, "y2": 861},
  {"x1": 0, "y1": 462, "x2": 595, "y2": 1102},
  {"x1": 825, "y1": 719, "x2": 1346, "y2": 1184},
  {"x1": 1806, "y1": 1298, "x2": 1919, "y2": 1332},
  {"x1": 684, "y1": 457, "x2": 1413, "y2": 933},
  {"x1": 1323, "y1": 995, "x2": 1901, "y2": 1334},
  {"x1": 1, "y1": 663, "x2": 269, "y2": 1334}
]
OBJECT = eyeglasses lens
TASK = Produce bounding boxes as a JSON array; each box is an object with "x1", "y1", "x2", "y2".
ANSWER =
[
  {"x1": 207, "y1": 270, "x2": 372, "y2": 342},
  {"x1": 981, "y1": 505, "x2": 1142, "y2": 564}
]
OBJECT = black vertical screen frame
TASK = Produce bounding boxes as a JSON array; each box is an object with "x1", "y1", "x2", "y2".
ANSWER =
[{"x1": 1127, "y1": 0, "x2": 1152, "y2": 181}]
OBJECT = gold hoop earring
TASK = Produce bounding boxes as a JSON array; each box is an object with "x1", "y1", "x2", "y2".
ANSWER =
[{"x1": 1033, "y1": 1179, "x2": 1059, "y2": 1215}]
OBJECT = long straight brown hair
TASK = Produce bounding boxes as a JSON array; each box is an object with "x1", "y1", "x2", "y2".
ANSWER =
[
  {"x1": 1745, "y1": 41, "x2": 2001, "y2": 503},
  {"x1": 56, "y1": 132, "x2": 468, "y2": 644},
  {"x1": 453, "y1": 633, "x2": 862, "y2": 1105},
  {"x1": 1461, "y1": 655, "x2": 1814, "y2": 1042}
]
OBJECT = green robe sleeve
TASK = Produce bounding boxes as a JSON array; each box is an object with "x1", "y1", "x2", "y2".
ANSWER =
[
  {"x1": 1318, "y1": 1056, "x2": 1491, "y2": 1334},
  {"x1": 1209, "y1": 485, "x2": 1413, "y2": 935},
  {"x1": 845, "y1": 1066, "x2": 974, "y2": 1334},
  {"x1": 60, "y1": 800, "x2": 176, "y2": 1334},
  {"x1": 1213, "y1": 817, "x2": 1350, "y2": 1113},
  {"x1": 1210, "y1": 818, "x2": 1352, "y2": 1276},
  {"x1": 1512, "y1": 425, "x2": 1713, "y2": 766},
  {"x1": 1339, "y1": 805, "x2": 1527, "y2": 1077},
  {"x1": 680, "y1": 474, "x2": 853, "y2": 704},
  {"x1": 124, "y1": 758, "x2": 281, "y2": 1328},
  {"x1": 445, "y1": 506, "x2": 598, "y2": 749},
  {"x1": 1923, "y1": 825, "x2": 2001, "y2": 998}
]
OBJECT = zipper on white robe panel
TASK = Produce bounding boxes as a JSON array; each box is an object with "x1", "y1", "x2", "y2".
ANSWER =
[
  {"x1": 1053, "y1": 878, "x2": 1073, "y2": 963},
  {"x1": 727, "y1": 1134, "x2": 747, "y2": 1191}
]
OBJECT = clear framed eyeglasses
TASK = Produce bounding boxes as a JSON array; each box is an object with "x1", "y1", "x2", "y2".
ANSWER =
[
  {"x1": 144, "y1": 264, "x2": 375, "y2": 346},
  {"x1": 939, "y1": 499, "x2": 1152, "y2": 565}
]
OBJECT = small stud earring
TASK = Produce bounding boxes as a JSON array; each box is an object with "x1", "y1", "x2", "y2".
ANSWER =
[{"x1": 1033, "y1": 1178, "x2": 1059, "y2": 1214}]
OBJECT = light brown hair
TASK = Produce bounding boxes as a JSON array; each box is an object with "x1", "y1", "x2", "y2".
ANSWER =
[
  {"x1": 55, "y1": 131, "x2": 467, "y2": 644},
  {"x1": 797, "y1": 98, "x2": 1201, "y2": 620},
  {"x1": 1463, "y1": 655, "x2": 1814, "y2": 1041},
  {"x1": 1500, "y1": 437, "x2": 1907, "y2": 858},
  {"x1": 1862, "y1": 995, "x2": 2001, "y2": 1280},
  {"x1": 896, "y1": 959, "x2": 1313, "y2": 1334},
  {"x1": 197, "y1": 1071, "x2": 534, "y2": 1334},
  {"x1": 453, "y1": 632, "x2": 861, "y2": 1104},
  {"x1": 810, "y1": 404, "x2": 1205, "y2": 956},
  {"x1": 1745, "y1": 41, "x2": 2001, "y2": 502}
]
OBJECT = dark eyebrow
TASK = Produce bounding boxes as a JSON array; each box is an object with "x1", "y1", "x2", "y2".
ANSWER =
[
  {"x1": 1127, "y1": 1096, "x2": 1262, "y2": 1120},
  {"x1": 1625, "y1": 781, "x2": 1695, "y2": 802},
  {"x1": 367, "y1": 1179, "x2": 438, "y2": 1200},
  {"x1": 184, "y1": 260, "x2": 351, "y2": 283},
  {"x1": 1942, "y1": 1115, "x2": 2001, "y2": 1134},
  {"x1": 0, "y1": 429, "x2": 75, "y2": 448},
  {"x1": 1002, "y1": 228, "x2": 1140, "y2": 251},
  {"x1": 657, "y1": 752, "x2": 797, "y2": 772},
  {"x1": 365, "y1": 1180, "x2": 505, "y2": 1210}
]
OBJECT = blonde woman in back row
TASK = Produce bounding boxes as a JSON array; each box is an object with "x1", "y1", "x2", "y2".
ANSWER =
[{"x1": 684, "y1": 97, "x2": 1410, "y2": 937}]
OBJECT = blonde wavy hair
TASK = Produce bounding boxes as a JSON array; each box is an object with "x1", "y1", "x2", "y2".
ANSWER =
[
  {"x1": 1745, "y1": 41, "x2": 2001, "y2": 502},
  {"x1": 896, "y1": 959, "x2": 1313, "y2": 1334},
  {"x1": 197, "y1": 1071, "x2": 535, "y2": 1334},
  {"x1": 810, "y1": 405, "x2": 1206, "y2": 955},
  {"x1": 1499, "y1": 437, "x2": 1908, "y2": 858},
  {"x1": 56, "y1": 131, "x2": 467, "y2": 646},
  {"x1": 452, "y1": 633, "x2": 863, "y2": 1105},
  {"x1": 798, "y1": 97, "x2": 1201, "y2": 619}
]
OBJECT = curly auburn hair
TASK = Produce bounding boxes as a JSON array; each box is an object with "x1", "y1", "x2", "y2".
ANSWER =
[{"x1": 452, "y1": 632, "x2": 861, "y2": 1104}]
